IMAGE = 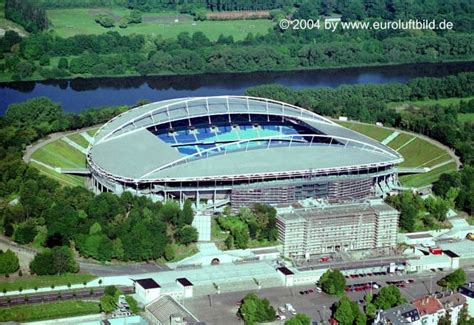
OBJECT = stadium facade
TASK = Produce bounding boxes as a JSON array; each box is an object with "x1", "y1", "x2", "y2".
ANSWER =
[{"x1": 87, "y1": 96, "x2": 403, "y2": 207}]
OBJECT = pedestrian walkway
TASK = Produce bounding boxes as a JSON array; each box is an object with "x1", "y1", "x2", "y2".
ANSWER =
[
  {"x1": 192, "y1": 214, "x2": 211, "y2": 241},
  {"x1": 81, "y1": 132, "x2": 95, "y2": 145},
  {"x1": 62, "y1": 137, "x2": 88, "y2": 154},
  {"x1": 381, "y1": 131, "x2": 400, "y2": 145}
]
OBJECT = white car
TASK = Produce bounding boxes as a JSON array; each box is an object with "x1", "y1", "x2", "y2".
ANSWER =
[
  {"x1": 277, "y1": 314, "x2": 287, "y2": 320},
  {"x1": 278, "y1": 306, "x2": 286, "y2": 313},
  {"x1": 285, "y1": 303, "x2": 296, "y2": 314}
]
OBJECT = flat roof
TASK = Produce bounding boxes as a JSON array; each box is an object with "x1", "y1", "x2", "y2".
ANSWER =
[
  {"x1": 278, "y1": 201, "x2": 398, "y2": 221},
  {"x1": 406, "y1": 233, "x2": 433, "y2": 239},
  {"x1": 277, "y1": 267, "x2": 294, "y2": 276},
  {"x1": 135, "y1": 278, "x2": 160, "y2": 289},
  {"x1": 443, "y1": 250, "x2": 460, "y2": 258},
  {"x1": 176, "y1": 278, "x2": 193, "y2": 287}
]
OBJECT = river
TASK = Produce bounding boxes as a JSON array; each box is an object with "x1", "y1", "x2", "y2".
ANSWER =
[{"x1": 1, "y1": 61, "x2": 473, "y2": 115}]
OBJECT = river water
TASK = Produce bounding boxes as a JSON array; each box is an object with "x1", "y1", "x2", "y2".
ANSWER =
[{"x1": 1, "y1": 61, "x2": 473, "y2": 115}]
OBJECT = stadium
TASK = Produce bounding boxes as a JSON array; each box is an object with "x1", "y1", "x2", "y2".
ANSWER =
[{"x1": 87, "y1": 96, "x2": 403, "y2": 208}]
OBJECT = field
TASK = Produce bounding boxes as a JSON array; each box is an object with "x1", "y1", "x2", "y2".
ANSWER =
[
  {"x1": 47, "y1": 8, "x2": 273, "y2": 40},
  {"x1": 337, "y1": 121, "x2": 456, "y2": 187},
  {"x1": 458, "y1": 113, "x2": 474, "y2": 123},
  {"x1": 0, "y1": 300, "x2": 100, "y2": 322},
  {"x1": 0, "y1": 273, "x2": 97, "y2": 292}
]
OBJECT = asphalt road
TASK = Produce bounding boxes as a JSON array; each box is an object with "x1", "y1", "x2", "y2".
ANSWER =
[
  {"x1": 185, "y1": 269, "x2": 474, "y2": 325},
  {"x1": 79, "y1": 261, "x2": 167, "y2": 276}
]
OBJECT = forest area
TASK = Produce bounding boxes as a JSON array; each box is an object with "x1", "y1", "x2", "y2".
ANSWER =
[{"x1": 0, "y1": 0, "x2": 473, "y2": 81}]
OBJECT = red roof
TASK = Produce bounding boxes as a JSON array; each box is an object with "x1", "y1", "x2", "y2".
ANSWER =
[{"x1": 412, "y1": 296, "x2": 443, "y2": 316}]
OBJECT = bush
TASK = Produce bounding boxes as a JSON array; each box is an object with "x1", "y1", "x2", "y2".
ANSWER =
[
  {"x1": 95, "y1": 14, "x2": 115, "y2": 28},
  {"x1": 13, "y1": 221, "x2": 38, "y2": 244},
  {"x1": 30, "y1": 246, "x2": 78, "y2": 275},
  {"x1": 175, "y1": 226, "x2": 198, "y2": 245},
  {"x1": 0, "y1": 250, "x2": 20, "y2": 274}
]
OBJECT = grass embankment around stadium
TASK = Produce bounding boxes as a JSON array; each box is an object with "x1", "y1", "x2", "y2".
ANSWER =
[
  {"x1": 47, "y1": 7, "x2": 273, "y2": 40},
  {"x1": 29, "y1": 128, "x2": 99, "y2": 187},
  {"x1": 337, "y1": 121, "x2": 457, "y2": 188},
  {"x1": 0, "y1": 300, "x2": 100, "y2": 323},
  {"x1": 0, "y1": 273, "x2": 97, "y2": 292}
]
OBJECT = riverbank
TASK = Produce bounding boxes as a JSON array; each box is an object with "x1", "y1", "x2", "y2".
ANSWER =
[
  {"x1": 1, "y1": 58, "x2": 473, "y2": 84},
  {"x1": 2, "y1": 61, "x2": 474, "y2": 114}
]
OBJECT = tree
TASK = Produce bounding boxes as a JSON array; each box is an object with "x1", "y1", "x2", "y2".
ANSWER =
[
  {"x1": 238, "y1": 293, "x2": 276, "y2": 325},
  {"x1": 179, "y1": 199, "x2": 194, "y2": 226},
  {"x1": 164, "y1": 244, "x2": 176, "y2": 261},
  {"x1": 100, "y1": 294, "x2": 116, "y2": 313},
  {"x1": 225, "y1": 235, "x2": 234, "y2": 249},
  {"x1": 374, "y1": 285, "x2": 406, "y2": 310},
  {"x1": 233, "y1": 228, "x2": 249, "y2": 249},
  {"x1": 319, "y1": 269, "x2": 346, "y2": 296},
  {"x1": 285, "y1": 313, "x2": 311, "y2": 325},
  {"x1": 438, "y1": 269, "x2": 466, "y2": 290},
  {"x1": 175, "y1": 226, "x2": 198, "y2": 245},
  {"x1": 104, "y1": 285, "x2": 118, "y2": 297},
  {"x1": 334, "y1": 296, "x2": 356, "y2": 324},
  {"x1": 458, "y1": 305, "x2": 471, "y2": 325},
  {"x1": 57, "y1": 57, "x2": 69, "y2": 70},
  {"x1": 125, "y1": 295, "x2": 140, "y2": 314},
  {"x1": 438, "y1": 312, "x2": 451, "y2": 325},
  {"x1": 13, "y1": 220, "x2": 37, "y2": 244},
  {"x1": 30, "y1": 246, "x2": 78, "y2": 275},
  {"x1": 0, "y1": 250, "x2": 20, "y2": 274}
]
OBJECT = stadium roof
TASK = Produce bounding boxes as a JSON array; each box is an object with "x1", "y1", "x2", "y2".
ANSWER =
[{"x1": 88, "y1": 96, "x2": 402, "y2": 182}]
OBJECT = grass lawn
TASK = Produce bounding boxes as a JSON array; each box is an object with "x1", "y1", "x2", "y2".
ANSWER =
[
  {"x1": 387, "y1": 96, "x2": 474, "y2": 110},
  {"x1": 31, "y1": 139, "x2": 86, "y2": 169},
  {"x1": 398, "y1": 138, "x2": 449, "y2": 168},
  {"x1": 387, "y1": 133, "x2": 415, "y2": 151},
  {"x1": 30, "y1": 161, "x2": 85, "y2": 187},
  {"x1": 458, "y1": 113, "x2": 474, "y2": 123},
  {"x1": 0, "y1": 273, "x2": 97, "y2": 292},
  {"x1": 337, "y1": 121, "x2": 393, "y2": 141},
  {"x1": 87, "y1": 128, "x2": 100, "y2": 137},
  {"x1": 0, "y1": 300, "x2": 100, "y2": 322},
  {"x1": 337, "y1": 120, "x2": 456, "y2": 186},
  {"x1": 47, "y1": 8, "x2": 272, "y2": 40},
  {"x1": 67, "y1": 133, "x2": 90, "y2": 148},
  {"x1": 400, "y1": 162, "x2": 457, "y2": 188}
]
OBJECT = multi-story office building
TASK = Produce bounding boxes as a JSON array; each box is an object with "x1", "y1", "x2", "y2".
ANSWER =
[{"x1": 276, "y1": 199, "x2": 399, "y2": 259}]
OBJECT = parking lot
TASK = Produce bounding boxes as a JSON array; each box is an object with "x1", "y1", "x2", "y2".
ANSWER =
[{"x1": 185, "y1": 269, "x2": 466, "y2": 325}]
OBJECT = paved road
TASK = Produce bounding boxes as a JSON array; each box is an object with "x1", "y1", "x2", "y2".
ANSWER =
[
  {"x1": 0, "y1": 235, "x2": 167, "y2": 277},
  {"x1": 185, "y1": 269, "x2": 474, "y2": 325},
  {"x1": 79, "y1": 261, "x2": 167, "y2": 276}
]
